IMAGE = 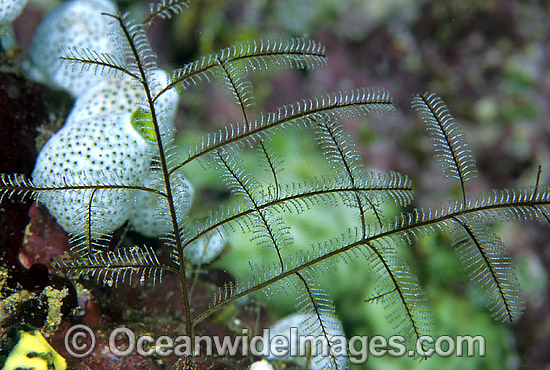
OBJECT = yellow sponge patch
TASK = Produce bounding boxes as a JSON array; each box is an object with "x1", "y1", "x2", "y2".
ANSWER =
[{"x1": 2, "y1": 328, "x2": 66, "y2": 370}]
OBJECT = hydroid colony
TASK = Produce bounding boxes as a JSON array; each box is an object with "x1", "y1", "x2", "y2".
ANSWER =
[{"x1": 0, "y1": 0, "x2": 548, "y2": 369}]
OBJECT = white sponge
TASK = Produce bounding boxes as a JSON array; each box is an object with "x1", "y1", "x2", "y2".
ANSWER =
[
  {"x1": 32, "y1": 66, "x2": 187, "y2": 241},
  {"x1": 26, "y1": 0, "x2": 120, "y2": 97},
  {"x1": 0, "y1": 0, "x2": 28, "y2": 26},
  {"x1": 66, "y1": 70, "x2": 179, "y2": 145},
  {"x1": 32, "y1": 112, "x2": 151, "y2": 236},
  {"x1": 129, "y1": 171, "x2": 194, "y2": 238},
  {"x1": 182, "y1": 229, "x2": 226, "y2": 265}
]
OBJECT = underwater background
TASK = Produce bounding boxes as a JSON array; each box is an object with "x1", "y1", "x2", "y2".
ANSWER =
[{"x1": 1, "y1": 0, "x2": 549, "y2": 369}]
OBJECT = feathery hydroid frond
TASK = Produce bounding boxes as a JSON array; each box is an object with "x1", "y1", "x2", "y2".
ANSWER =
[
  {"x1": 1, "y1": 172, "x2": 165, "y2": 204},
  {"x1": 213, "y1": 151, "x2": 293, "y2": 253},
  {"x1": 182, "y1": 172, "x2": 413, "y2": 260},
  {"x1": 313, "y1": 116, "x2": 386, "y2": 229},
  {"x1": 68, "y1": 231, "x2": 112, "y2": 256},
  {"x1": 143, "y1": 0, "x2": 190, "y2": 26},
  {"x1": 451, "y1": 216, "x2": 524, "y2": 322},
  {"x1": 364, "y1": 242, "x2": 434, "y2": 353},
  {"x1": 203, "y1": 182, "x2": 548, "y2": 345},
  {"x1": 58, "y1": 46, "x2": 137, "y2": 80},
  {"x1": 198, "y1": 225, "x2": 434, "y2": 354},
  {"x1": 412, "y1": 92, "x2": 478, "y2": 198},
  {"x1": 175, "y1": 88, "x2": 394, "y2": 171},
  {"x1": 157, "y1": 38, "x2": 326, "y2": 99},
  {"x1": 106, "y1": 12, "x2": 158, "y2": 83},
  {"x1": 385, "y1": 185, "x2": 550, "y2": 247},
  {"x1": 258, "y1": 141, "x2": 284, "y2": 200},
  {"x1": 215, "y1": 61, "x2": 256, "y2": 108},
  {"x1": 313, "y1": 118, "x2": 366, "y2": 179},
  {"x1": 294, "y1": 272, "x2": 348, "y2": 369},
  {"x1": 54, "y1": 245, "x2": 171, "y2": 287},
  {"x1": 0, "y1": 173, "x2": 37, "y2": 203}
]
